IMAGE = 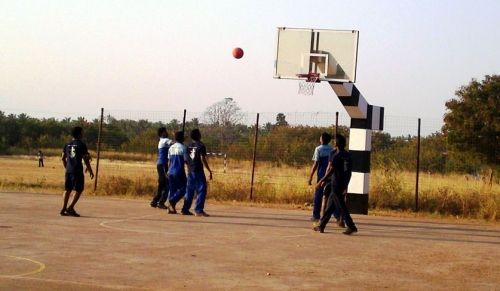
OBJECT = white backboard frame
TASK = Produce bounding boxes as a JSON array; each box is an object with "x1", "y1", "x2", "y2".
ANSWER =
[{"x1": 274, "y1": 27, "x2": 359, "y2": 83}]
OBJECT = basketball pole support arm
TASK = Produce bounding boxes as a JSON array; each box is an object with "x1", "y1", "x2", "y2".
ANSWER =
[{"x1": 329, "y1": 82, "x2": 384, "y2": 214}]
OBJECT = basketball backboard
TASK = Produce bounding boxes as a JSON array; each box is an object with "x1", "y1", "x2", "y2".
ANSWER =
[{"x1": 274, "y1": 27, "x2": 359, "y2": 83}]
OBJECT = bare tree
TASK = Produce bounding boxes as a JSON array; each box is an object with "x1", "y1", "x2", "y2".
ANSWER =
[{"x1": 203, "y1": 98, "x2": 243, "y2": 126}]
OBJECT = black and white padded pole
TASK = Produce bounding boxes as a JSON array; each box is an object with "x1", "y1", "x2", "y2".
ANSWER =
[{"x1": 329, "y1": 82, "x2": 384, "y2": 214}]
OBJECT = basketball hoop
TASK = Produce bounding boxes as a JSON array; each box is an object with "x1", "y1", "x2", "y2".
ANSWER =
[{"x1": 297, "y1": 73, "x2": 320, "y2": 95}]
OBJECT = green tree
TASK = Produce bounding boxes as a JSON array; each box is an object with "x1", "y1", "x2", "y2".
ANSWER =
[
  {"x1": 0, "y1": 111, "x2": 6, "y2": 152},
  {"x1": 443, "y1": 75, "x2": 499, "y2": 166},
  {"x1": 262, "y1": 122, "x2": 273, "y2": 133},
  {"x1": 167, "y1": 119, "x2": 181, "y2": 131},
  {"x1": 275, "y1": 113, "x2": 288, "y2": 126}
]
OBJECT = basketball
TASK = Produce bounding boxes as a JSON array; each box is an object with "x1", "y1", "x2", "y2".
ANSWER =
[{"x1": 232, "y1": 47, "x2": 244, "y2": 59}]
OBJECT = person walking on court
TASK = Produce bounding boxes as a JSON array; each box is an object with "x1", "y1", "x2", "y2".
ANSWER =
[
  {"x1": 166, "y1": 131, "x2": 188, "y2": 214},
  {"x1": 181, "y1": 129, "x2": 213, "y2": 217},
  {"x1": 307, "y1": 132, "x2": 339, "y2": 222},
  {"x1": 150, "y1": 127, "x2": 172, "y2": 209},
  {"x1": 314, "y1": 134, "x2": 357, "y2": 235},
  {"x1": 60, "y1": 126, "x2": 94, "y2": 217},
  {"x1": 37, "y1": 150, "x2": 45, "y2": 167}
]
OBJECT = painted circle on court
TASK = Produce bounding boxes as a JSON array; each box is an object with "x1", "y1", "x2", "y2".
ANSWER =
[{"x1": 0, "y1": 255, "x2": 45, "y2": 277}]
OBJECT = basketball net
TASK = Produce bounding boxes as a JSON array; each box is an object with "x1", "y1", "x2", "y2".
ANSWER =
[{"x1": 297, "y1": 73, "x2": 320, "y2": 96}]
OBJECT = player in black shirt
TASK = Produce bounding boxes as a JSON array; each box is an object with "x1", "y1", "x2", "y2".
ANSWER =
[
  {"x1": 180, "y1": 129, "x2": 213, "y2": 217},
  {"x1": 60, "y1": 126, "x2": 94, "y2": 217},
  {"x1": 314, "y1": 134, "x2": 358, "y2": 235}
]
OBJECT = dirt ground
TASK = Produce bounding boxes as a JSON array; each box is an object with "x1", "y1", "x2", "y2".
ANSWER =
[{"x1": 0, "y1": 192, "x2": 499, "y2": 290}]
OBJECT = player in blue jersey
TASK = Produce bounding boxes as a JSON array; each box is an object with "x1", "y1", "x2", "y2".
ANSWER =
[
  {"x1": 166, "y1": 131, "x2": 188, "y2": 214},
  {"x1": 181, "y1": 129, "x2": 213, "y2": 217},
  {"x1": 150, "y1": 127, "x2": 172, "y2": 208},
  {"x1": 314, "y1": 134, "x2": 357, "y2": 235},
  {"x1": 60, "y1": 126, "x2": 94, "y2": 217},
  {"x1": 308, "y1": 132, "x2": 339, "y2": 222}
]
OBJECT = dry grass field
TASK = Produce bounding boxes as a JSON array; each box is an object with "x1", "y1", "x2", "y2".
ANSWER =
[{"x1": 0, "y1": 155, "x2": 498, "y2": 220}]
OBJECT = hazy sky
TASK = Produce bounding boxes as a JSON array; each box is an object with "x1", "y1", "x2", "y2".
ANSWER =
[{"x1": 1, "y1": 0, "x2": 499, "y2": 125}]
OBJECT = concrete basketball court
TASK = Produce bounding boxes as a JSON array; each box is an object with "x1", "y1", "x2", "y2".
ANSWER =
[{"x1": 0, "y1": 192, "x2": 499, "y2": 290}]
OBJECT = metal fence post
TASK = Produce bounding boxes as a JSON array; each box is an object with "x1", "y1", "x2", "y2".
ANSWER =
[
  {"x1": 93, "y1": 108, "x2": 104, "y2": 192},
  {"x1": 250, "y1": 113, "x2": 260, "y2": 200},
  {"x1": 182, "y1": 109, "x2": 187, "y2": 133},
  {"x1": 334, "y1": 111, "x2": 339, "y2": 137},
  {"x1": 223, "y1": 153, "x2": 227, "y2": 173},
  {"x1": 415, "y1": 118, "x2": 421, "y2": 212}
]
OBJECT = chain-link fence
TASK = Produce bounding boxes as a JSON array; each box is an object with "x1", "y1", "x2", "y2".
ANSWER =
[
  {"x1": 95, "y1": 108, "x2": 496, "y2": 205},
  {"x1": 1, "y1": 108, "x2": 497, "y2": 219}
]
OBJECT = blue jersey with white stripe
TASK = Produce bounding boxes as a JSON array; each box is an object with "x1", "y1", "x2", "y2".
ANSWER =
[
  {"x1": 168, "y1": 142, "x2": 188, "y2": 176},
  {"x1": 157, "y1": 138, "x2": 172, "y2": 165},
  {"x1": 312, "y1": 144, "x2": 333, "y2": 179}
]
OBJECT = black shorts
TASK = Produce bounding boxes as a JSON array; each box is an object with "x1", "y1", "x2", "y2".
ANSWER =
[{"x1": 65, "y1": 172, "x2": 85, "y2": 192}]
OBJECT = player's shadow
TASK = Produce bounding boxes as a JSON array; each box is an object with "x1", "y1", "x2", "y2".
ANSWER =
[
  {"x1": 76, "y1": 215, "x2": 130, "y2": 220},
  {"x1": 137, "y1": 216, "x2": 304, "y2": 229},
  {"x1": 213, "y1": 209, "x2": 307, "y2": 218},
  {"x1": 356, "y1": 216, "x2": 499, "y2": 229},
  {"x1": 318, "y1": 219, "x2": 500, "y2": 245},
  {"x1": 209, "y1": 213, "x2": 309, "y2": 223},
  {"x1": 98, "y1": 209, "x2": 500, "y2": 245},
  {"x1": 358, "y1": 221, "x2": 500, "y2": 237},
  {"x1": 134, "y1": 215, "x2": 308, "y2": 229},
  {"x1": 128, "y1": 217, "x2": 500, "y2": 245},
  {"x1": 352, "y1": 232, "x2": 500, "y2": 246}
]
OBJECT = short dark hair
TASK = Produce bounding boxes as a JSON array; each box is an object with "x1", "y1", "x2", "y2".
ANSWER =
[
  {"x1": 71, "y1": 126, "x2": 83, "y2": 138},
  {"x1": 335, "y1": 134, "x2": 347, "y2": 150},
  {"x1": 190, "y1": 129, "x2": 201, "y2": 141},
  {"x1": 157, "y1": 127, "x2": 167, "y2": 137},
  {"x1": 320, "y1": 132, "x2": 332, "y2": 144},
  {"x1": 174, "y1": 131, "x2": 184, "y2": 143}
]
